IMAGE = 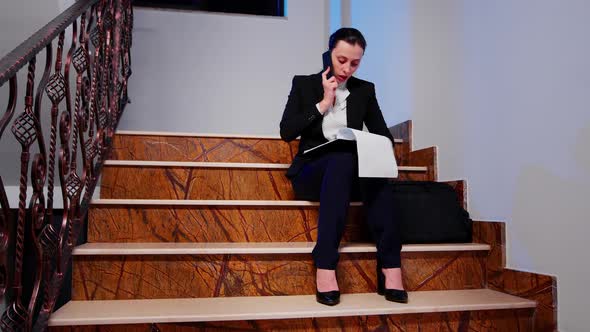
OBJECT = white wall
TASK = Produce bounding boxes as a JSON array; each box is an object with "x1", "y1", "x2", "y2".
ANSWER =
[
  {"x1": 118, "y1": 1, "x2": 330, "y2": 135},
  {"x1": 349, "y1": 0, "x2": 412, "y2": 127},
  {"x1": 0, "y1": 0, "x2": 61, "y2": 58},
  {"x1": 410, "y1": 1, "x2": 590, "y2": 330},
  {"x1": 348, "y1": 0, "x2": 590, "y2": 329}
]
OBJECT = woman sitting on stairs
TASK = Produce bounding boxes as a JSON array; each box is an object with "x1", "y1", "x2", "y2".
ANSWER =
[{"x1": 279, "y1": 28, "x2": 408, "y2": 306}]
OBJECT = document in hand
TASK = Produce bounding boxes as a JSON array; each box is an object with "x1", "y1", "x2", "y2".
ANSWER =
[{"x1": 303, "y1": 128, "x2": 398, "y2": 178}]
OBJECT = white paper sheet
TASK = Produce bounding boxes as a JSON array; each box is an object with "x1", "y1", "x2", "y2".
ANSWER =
[
  {"x1": 338, "y1": 128, "x2": 398, "y2": 178},
  {"x1": 301, "y1": 128, "x2": 398, "y2": 178}
]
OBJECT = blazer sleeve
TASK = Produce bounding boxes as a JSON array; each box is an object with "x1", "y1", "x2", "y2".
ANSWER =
[
  {"x1": 280, "y1": 76, "x2": 323, "y2": 142},
  {"x1": 364, "y1": 83, "x2": 395, "y2": 145}
]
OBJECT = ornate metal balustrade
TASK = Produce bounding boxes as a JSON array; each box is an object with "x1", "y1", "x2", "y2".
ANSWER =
[{"x1": 0, "y1": 0, "x2": 132, "y2": 330}]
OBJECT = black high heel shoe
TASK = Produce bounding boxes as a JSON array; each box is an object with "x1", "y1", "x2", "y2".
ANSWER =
[
  {"x1": 316, "y1": 269, "x2": 341, "y2": 306},
  {"x1": 377, "y1": 266, "x2": 408, "y2": 304},
  {"x1": 315, "y1": 289, "x2": 340, "y2": 306}
]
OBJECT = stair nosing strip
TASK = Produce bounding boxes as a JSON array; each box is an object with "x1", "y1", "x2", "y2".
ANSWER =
[
  {"x1": 104, "y1": 160, "x2": 290, "y2": 169},
  {"x1": 90, "y1": 199, "x2": 363, "y2": 206},
  {"x1": 114, "y1": 130, "x2": 404, "y2": 143},
  {"x1": 115, "y1": 130, "x2": 285, "y2": 139},
  {"x1": 72, "y1": 242, "x2": 491, "y2": 256},
  {"x1": 102, "y1": 160, "x2": 426, "y2": 172},
  {"x1": 47, "y1": 290, "x2": 536, "y2": 326}
]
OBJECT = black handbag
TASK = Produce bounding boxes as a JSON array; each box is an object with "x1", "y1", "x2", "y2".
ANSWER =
[{"x1": 390, "y1": 181, "x2": 472, "y2": 244}]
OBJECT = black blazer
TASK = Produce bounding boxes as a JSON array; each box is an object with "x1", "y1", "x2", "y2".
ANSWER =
[{"x1": 280, "y1": 72, "x2": 395, "y2": 178}]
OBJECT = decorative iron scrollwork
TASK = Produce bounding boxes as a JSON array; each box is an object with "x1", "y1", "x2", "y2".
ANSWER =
[{"x1": 0, "y1": 0, "x2": 133, "y2": 330}]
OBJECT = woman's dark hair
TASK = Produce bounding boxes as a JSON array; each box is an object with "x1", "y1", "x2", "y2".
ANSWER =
[{"x1": 328, "y1": 28, "x2": 367, "y2": 51}]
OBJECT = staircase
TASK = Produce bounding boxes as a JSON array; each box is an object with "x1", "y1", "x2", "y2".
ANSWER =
[{"x1": 47, "y1": 124, "x2": 556, "y2": 331}]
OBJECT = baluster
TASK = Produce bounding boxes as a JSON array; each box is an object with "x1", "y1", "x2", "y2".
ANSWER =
[
  {"x1": 38, "y1": 30, "x2": 67, "y2": 324},
  {"x1": 24, "y1": 41, "x2": 54, "y2": 330},
  {"x1": 66, "y1": 12, "x2": 88, "y2": 248},
  {"x1": 96, "y1": 3, "x2": 110, "y2": 155},
  {"x1": 83, "y1": 33, "x2": 102, "y2": 203},
  {"x1": 1, "y1": 58, "x2": 38, "y2": 332},
  {"x1": 46, "y1": 32, "x2": 66, "y2": 217},
  {"x1": 119, "y1": 0, "x2": 132, "y2": 106},
  {"x1": 111, "y1": 0, "x2": 123, "y2": 124},
  {"x1": 0, "y1": 1, "x2": 133, "y2": 330},
  {"x1": 0, "y1": 76, "x2": 17, "y2": 301},
  {"x1": 59, "y1": 16, "x2": 77, "y2": 254}
]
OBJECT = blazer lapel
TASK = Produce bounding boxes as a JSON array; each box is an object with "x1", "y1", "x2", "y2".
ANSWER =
[
  {"x1": 345, "y1": 76, "x2": 362, "y2": 130},
  {"x1": 312, "y1": 73, "x2": 363, "y2": 130},
  {"x1": 313, "y1": 72, "x2": 324, "y2": 102}
]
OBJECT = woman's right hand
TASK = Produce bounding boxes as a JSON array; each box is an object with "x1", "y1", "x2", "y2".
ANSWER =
[{"x1": 318, "y1": 67, "x2": 338, "y2": 114}]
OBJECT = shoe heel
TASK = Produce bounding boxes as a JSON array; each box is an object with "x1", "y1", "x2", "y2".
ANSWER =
[
  {"x1": 316, "y1": 269, "x2": 340, "y2": 306},
  {"x1": 377, "y1": 265, "x2": 409, "y2": 304},
  {"x1": 376, "y1": 266, "x2": 385, "y2": 295}
]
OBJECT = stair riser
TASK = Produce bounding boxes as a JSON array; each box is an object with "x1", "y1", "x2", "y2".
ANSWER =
[
  {"x1": 110, "y1": 135, "x2": 298, "y2": 163},
  {"x1": 100, "y1": 167, "x2": 430, "y2": 200},
  {"x1": 110, "y1": 135, "x2": 410, "y2": 164},
  {"x1": 408, "y1": 147, "x2": 438, "y2": 181},
  {"x1": 473, "y1": 221, "x2": 557, "y2": 331},
  {"x1": 72, "y1": 252, "x2": 485, "y2": 300},
  {"x1": 49, "y1": 309, "x2": 533, "y2": 331},
  {"x1": 88, "y1": 206, "x2": 367, "y2": 243}
]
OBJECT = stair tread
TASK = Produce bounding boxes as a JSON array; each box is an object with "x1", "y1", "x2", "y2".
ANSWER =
[
  {"x1": 90, "y1": 199, "x2": 364, "y2": 206},
  {"x1": 103, "y1": 160, "x2": 426, "y2": 171},
  {"x1": 48, "y1": 289, "x2": 535, "y2": 326},
  {"x1": 73, "y1": 242, "x2": 490, "y2": 255},
  {"x1": 115, "y1": 130, "x2": 404, "y2": 143}
]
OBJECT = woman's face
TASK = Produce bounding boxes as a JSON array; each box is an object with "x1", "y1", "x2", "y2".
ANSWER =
[{"x1": 331, "y1": 40, "x2": 364, "y2": 84}]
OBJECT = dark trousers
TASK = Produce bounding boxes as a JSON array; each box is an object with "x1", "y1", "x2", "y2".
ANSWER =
[{"x1": 291, "y1": 152, "x2": 401, "y2": 270}]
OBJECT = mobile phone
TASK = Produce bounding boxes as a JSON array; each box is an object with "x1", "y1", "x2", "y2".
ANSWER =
[{"x1": 322, "y1": 50, "x2": 333, "y2": 79}]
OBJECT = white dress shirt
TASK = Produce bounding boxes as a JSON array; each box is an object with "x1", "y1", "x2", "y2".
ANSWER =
[{"x1": 317, "y1": 81, "x2": 350, "y2": 141}]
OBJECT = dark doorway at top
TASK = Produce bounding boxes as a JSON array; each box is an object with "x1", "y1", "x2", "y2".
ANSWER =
[{"x1": 134, "y1": 0, "x2": 286, "y2": 17}]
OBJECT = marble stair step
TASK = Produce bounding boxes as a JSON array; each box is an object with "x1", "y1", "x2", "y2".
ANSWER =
[
  {"x1": 72, "y1": 242, "x2": 490, "y2": 300},
  {"x1": 88, "y1": 199, "x2": 364, "y2": 243},
  {"x1": 114, "y1": 130, "x2": 405, "y2": 142},
  {"x1": 49, "y1": 289, "x2": 535, "y2": 326},
  {"x1": 87, "y1": 199, "x2": 465, "y2": 243},
  {"x1": 71, "y1": 242, "x2": 490, "y2": 300},
  {"x1": 73, "y1": 242, "x2": 490, "y2": 256},
  {"x1": 103, "y1": 161, "x2": 421, "y2": 169},
  {"x1": 100, "y1": 162, "x2": 430, "y2": 200},
  {"x1": 110, "y1": 130, "x2": 407, "y2": 163},
  {"x1": 90, "y1": 198, "x2": 362, "y2": 206}
]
